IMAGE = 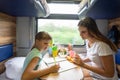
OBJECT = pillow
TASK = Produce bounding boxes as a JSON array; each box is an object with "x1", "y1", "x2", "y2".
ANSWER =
[{"x1": 5, "y1": 57, "x2": 25, "y2": 80}]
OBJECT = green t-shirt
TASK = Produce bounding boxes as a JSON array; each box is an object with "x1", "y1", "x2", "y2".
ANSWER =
[
  {"x1": 22, "y1": 48, "x2": 48, "y2": 80},
  {"x1": 22, "y1": 48, "x2": 42, "y2": 72}
]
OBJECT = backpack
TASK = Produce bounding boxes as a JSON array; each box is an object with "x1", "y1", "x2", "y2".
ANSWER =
[{"x1": 107, "y1": 25, "x2": 120, "y2": 45}]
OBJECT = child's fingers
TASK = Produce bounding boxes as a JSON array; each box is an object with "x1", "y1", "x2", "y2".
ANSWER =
[{"x1": 54, "y1": 64, "x2": 60, "y2": 69}]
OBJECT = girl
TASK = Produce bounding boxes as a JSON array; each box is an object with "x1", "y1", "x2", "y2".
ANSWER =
[
  {"x1": 73, "y1": 17, "x2": 118, "y2": 80},
  {"x1": 21, "y1": 31, "x2": 60, "y2": 80}
]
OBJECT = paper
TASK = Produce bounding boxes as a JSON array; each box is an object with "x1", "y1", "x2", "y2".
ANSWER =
[
  {"x1": 43, "y1": 57, "x2": 66, "y2": 64},
  {"x1": 44, "y1": 60, "x2": 77, "y2": 73},
  {"x1": 58, "y1": 61, "x2": 77, "y2": 72},
  {"x1": 42, "y1": 57, "x2": 78, "y2": 72}
]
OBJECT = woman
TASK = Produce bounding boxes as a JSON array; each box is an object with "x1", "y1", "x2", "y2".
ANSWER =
[
  {"x1": 21, "y1": 31, "x2": 60, "y2": 80},
  {"x1": 73, "y1": 17, "x2": 118, "y2": 80}
]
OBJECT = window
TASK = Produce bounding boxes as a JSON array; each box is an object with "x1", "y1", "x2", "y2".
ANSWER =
[
  {"x1": 37, "y1": 19, "x2": 84, "y2": 45},
  {"x1": 37, "y1": 3, "x2": 84, "y2": 45},
  {"x1": 48, "y1": 3, "x2": 79, "y2": 14}
]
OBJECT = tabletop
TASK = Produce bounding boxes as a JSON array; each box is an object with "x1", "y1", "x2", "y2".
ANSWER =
[{"x1": 40, "y1": 57, "x2": 84, "y2": 80}]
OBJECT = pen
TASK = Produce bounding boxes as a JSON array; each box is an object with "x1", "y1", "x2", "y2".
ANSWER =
[
  {"x1": 53, "y1": 57, "x2": 57, "y2": 64},
  {"x1": 42, "y1": 60, "x2": 49, "y2": 67}
]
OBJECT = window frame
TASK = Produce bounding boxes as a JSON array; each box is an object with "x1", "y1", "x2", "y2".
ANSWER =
[{"x1": 37, "y1": 13, "x2": 85, "y2": 46}]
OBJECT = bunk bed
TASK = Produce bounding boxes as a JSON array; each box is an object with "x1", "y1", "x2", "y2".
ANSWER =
[
  {"x1": 0, "y1": 0, "x2": 50, "y2": 17},
  {"x1": 0, "y1": 44, "x2": 25, "y2": 80},
  {"x1": 0, "y1": 0, "x2": 50, "y2": 79},
  {"x1": 78, "y1": 0, "x2": 120, "y2": 19}
]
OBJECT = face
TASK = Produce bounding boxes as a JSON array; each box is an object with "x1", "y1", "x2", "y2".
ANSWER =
[
  {"x1": 78, "y1": 26, "x2": 90, "y2": 40},
  {"x1": 36, "y1": 39, "x2": 50, "y2": 51}
]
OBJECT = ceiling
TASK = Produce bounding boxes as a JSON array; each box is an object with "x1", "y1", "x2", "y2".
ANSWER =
[{"x1": 0, "y1": 0, "x2": 120, "y2": 19}]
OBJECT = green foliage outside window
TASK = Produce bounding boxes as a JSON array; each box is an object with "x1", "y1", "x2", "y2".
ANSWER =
[{"x1": 38, "y1": 22, "x2": 84, "y2": 45}]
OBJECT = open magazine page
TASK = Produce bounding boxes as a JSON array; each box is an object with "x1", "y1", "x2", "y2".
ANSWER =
[{"x1": 40, "y1": 57, "x2": 78, "y2": 72}]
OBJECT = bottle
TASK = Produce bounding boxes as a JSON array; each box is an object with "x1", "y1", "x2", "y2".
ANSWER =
[
  {"x1": 48, "y1": 40, "x2": 53, "y2": 57},
  {"x1": 49, "y1": 40, "x2": 53, "y2": 47},
  {"x1": 52, "y1": 45, "x2": 58, "y2": 57}
]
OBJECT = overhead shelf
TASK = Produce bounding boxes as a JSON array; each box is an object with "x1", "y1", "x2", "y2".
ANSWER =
[
  {"x1": 0, "y1": 0, "x2": 50, "y2": 17},
  {"x1": 78, "y1": 0, "x2": 120, "y2": 19},
  {"x1": 78, "y1": 0, "x2": 97, "y2": 19}
]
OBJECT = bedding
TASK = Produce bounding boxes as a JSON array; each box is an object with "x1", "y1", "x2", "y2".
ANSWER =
[
  {"x1": 0, "y1": 44, "x2": 13, "y2": 74},
  {"x1": 0, "y1": 57, "x2": 25, "y2": 80},
  {"x1": 5, "y1": 57, "x2": 25, "y2": 80},
  {"x1": 0, "y1": 44, "x2": 26, "y2": 80}
]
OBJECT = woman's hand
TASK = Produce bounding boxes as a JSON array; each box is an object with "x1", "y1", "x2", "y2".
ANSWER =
[
  {"x1": 49, "y1": 64, "x2": 60, "y2": 73},
  {"x1": 73, "y1": 54, "x2": 84, "y2": 67}
]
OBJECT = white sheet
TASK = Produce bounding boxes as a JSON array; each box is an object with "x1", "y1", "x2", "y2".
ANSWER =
[
  {"x1": 0, "y1": 57, "x2": 25, "y2": 80},
  {"x1": 0, "y1": 72, "x2": 11, "y2": 80}
]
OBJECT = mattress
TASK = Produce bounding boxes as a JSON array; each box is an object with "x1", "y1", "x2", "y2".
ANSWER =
[
  {"x1": 0, "y1": 57, "x2": 25, "y2": 80},
  {"x1": 0, "y1": 72, "x2": 12, "y2": 80}
]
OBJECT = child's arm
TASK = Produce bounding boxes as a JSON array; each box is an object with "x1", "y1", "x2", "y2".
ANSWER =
[
  {"x1": 38, "y1": 64, "x2": 60, "y2": 77},
  {"x1": 21, "y1": 57, "x2": 60, "y2": 80}
]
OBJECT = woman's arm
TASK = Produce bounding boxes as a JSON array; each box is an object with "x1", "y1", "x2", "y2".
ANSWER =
[
  {"x1": 73, "y1": 55, "x2": 115, "y2": 78},
  {"x1": 82, "y1": 57, "x2": 91, "y2": 62},
  {"x1": 21, "y1": 57, "x2": 60, "y2": 80}
]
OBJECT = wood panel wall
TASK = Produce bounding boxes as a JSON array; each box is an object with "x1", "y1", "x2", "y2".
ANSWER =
[{"x1": 0, "y1": 13, "x2": 16, "y2": 55}]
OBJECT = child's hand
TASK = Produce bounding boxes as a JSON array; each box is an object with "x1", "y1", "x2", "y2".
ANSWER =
[{"x1": 49, "y1": 64, "x2": 60, "y2": 73}]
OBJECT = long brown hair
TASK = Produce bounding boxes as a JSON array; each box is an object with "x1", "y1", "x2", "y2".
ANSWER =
[
  {"x1": 31, "y1": 31, "x2": 52, "y2": 49},
  {"x1": 78, "y1": 17, "x2": 117, "y2": 52}
]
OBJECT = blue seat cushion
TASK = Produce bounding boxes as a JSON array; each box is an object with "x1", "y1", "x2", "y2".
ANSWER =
[{"x1": 0, "y1": 44, "x2": 13, "y2": 62}]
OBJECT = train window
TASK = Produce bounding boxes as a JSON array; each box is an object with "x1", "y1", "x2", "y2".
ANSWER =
[
  {"x1": 48, "y1": 3, "x2": 79, "y2": 14},
  {"x1": 37, "y1": 19, "x2": 84, "y2": 45},
  {"x1": 37, "y1": 2, "x2": 84, "y2": 45}
]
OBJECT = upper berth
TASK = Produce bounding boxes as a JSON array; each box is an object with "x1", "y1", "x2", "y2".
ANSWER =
[
  {"x1": 78, "y1": 0, "x2": 120, "y2": 19},
  {"x1": 0, "y1": 0, "x2": 50, "y2": 17}
]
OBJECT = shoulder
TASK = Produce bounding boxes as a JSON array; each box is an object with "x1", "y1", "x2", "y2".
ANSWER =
[
  {"x1": 96, "y1": 41, "x2": 114, "y2": 56},
  {"x1": 27, "y1": 48, "x2": 42, "y2": 59},
  {"x1": 31, "y1": 48, "x2": 40, "y2": 53},
  {"x1": 96, "y1": 41, "x2": 110, "y2": 49}
]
